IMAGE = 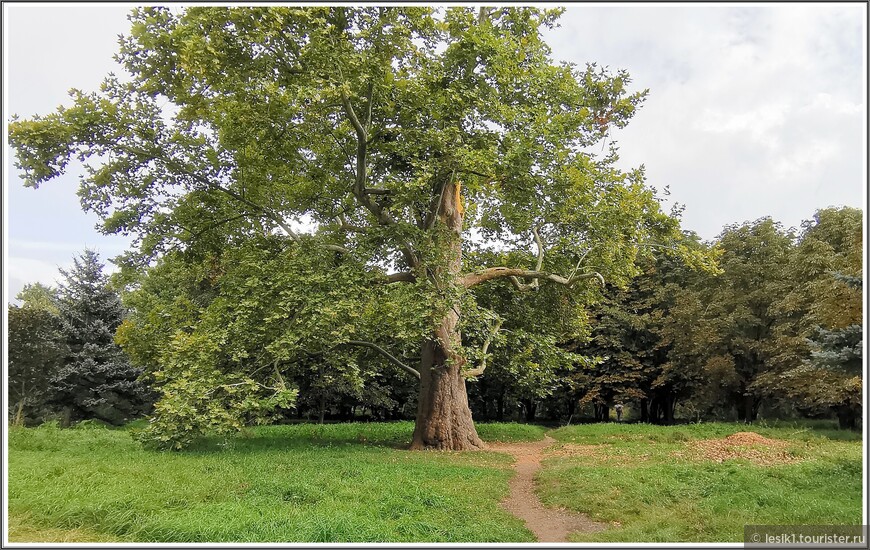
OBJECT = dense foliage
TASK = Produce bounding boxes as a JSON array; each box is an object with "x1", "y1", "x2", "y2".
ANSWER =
[{"x1": 8, "y1": 285, "x2": 67, "y2": 424}]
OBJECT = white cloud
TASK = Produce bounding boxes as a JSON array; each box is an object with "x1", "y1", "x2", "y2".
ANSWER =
[
  {"x1": 693, "y1": 102, "x2": 790, "y2": 150},
  {"x1": 7, "y1": 257, "x2": 67, "y2": 302},
  {"x1": 547, "y1": 4, "x2": 865, "y2": 239}
]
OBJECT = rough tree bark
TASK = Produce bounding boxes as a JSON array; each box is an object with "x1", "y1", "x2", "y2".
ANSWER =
[{"x1": 411, "y1": 182, "x2": 485, "y2": 450}]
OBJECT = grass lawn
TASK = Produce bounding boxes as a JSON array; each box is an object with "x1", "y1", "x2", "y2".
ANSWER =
[
  {"x1": 539, "y1": 420, "x2": 863, "y2": 542},
  {"x1": 7, "y1": 419, "x2": 862, "y2": 543},
  {"x1": 7, "y1": 421, "x2": 544, "y2": 543}
]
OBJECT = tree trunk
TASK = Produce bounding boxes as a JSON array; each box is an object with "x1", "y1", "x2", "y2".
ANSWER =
[
  {"x1": 521, "y1": 398, "x2": 537, "y2": 422},
  {"x1": 736, "y1": 401, "x2": 746, "y2": 422},
  {"x1": 594, "y1": 403, "x2": 610, "y2": 422},
  {"x1": 649, "y1": 398, "x2": 660, "y2": 424},
  {"x1": 741, "y1": 395, "x2": 754, "y2": 424},
  {"x1": 496, "y1": 393, "x2": 505, "y2": 421},
  {"x1": 411, "y1": 309, "x2": 484, "y2": 450},
  {"x1": 667, "y1": 397, "x2": 674, "y2": 424},
  {"x1": 411, "y1": 181, "x2": 483, "y2": 451},
  {"x1": 13, "y1": 401, "x2": 25, "y2": 427},
  {"x1": 318, "y1": 394, "x2": 326, "y2": 425},
  {"x1": 639, "y1": 398, "x2": 649, "y2": 423},
  {"x1": 60, "y1": 406, "x2": 72, "y2": 428},
  {"x1": 837, "y1": 406, "x2": 859, "y2": 430}
]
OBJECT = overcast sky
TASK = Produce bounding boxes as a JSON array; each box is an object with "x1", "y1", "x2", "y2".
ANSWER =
[{"x1": 3, "y1": 3, "x2": 867, "y2": 301}]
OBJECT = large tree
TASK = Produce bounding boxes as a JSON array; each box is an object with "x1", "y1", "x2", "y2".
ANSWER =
[
  {"x1": 681, "y1": 218, "x2": 795, "y2": 422},
  {"x1": 10, "y1": 7, "x2": 702, "y2": 449}
]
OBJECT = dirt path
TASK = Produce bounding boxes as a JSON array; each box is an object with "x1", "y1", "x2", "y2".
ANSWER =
[{"x1": 488, "y1": 435, "x2": 607, "y2": 543}]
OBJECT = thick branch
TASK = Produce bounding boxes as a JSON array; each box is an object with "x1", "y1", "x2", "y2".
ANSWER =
[
  {"x1": 344, "y1": 341, "x2": 420, "y2": 379},
  {"x1": 340, "y1": 88, "x2": 368, "y2": 144},
  {"x1": 340, "y1": 86, "x2": 420, "y2": 269},
  {"x1": 364, "y1": 79, "x2": 375, "y2": 133},
  {"x1": 382, "y1": 271, "x2": 415, "y2": 284},
  {"x1": 336, "y1": 214, "x2": 369, "y2": 233},
  {"x1": 511, "y1": 226, "x2": 545, "y2": 291},
  {"x1": 323, "y1": 243, "x2": 350, "y2": 254},
  {"x1": 463, "y1": 318, "x2": 504, "y2": 378},
  {"x1": 456, "y1": 168, "x2": 493, "y2": 179},
  {"x1": 478, "y1": 6, "x2": 490, "y2": 24},
  {"x1": 462, "y1": 267, "x2": 604, "y2": 289},
  {"x1": 532, "y1": 227, "x2": 544, "y2": 272}
]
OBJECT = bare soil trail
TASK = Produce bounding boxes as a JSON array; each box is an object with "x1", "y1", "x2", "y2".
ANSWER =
[{"x1": 488, "y1": 434, "x2": 607, "y2": 542}]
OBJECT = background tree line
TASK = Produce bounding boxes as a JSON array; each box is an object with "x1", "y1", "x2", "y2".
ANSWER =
[
  {"x1": 8, "y1": 251, "x2": 153, "y2": 426},
  {"x1": 8, "y1": 206, "x2": 862, "y2": 431},
  {"x1": 468, "y1": 207, "x2": 862, "y2": 428}
]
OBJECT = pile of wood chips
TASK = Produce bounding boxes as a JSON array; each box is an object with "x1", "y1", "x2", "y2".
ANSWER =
[{"x1": 675, "y1": 431, "x2": 798, "y2": 466}]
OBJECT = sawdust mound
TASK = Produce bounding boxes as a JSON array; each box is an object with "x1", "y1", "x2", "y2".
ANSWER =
[
  {"x1": 681, "y1": 431, "x2": 797, "y2": 466},
  {"x1": 723, "y1": 432, "x2": 784, "y2": 446}
]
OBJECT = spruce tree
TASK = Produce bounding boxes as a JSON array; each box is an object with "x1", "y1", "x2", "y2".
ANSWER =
[
  {"x1": 806, "y1": 272, "x2": 863, "y2": 429},
  {"x1": 51, "y1": 249, "x2": 152, "y2": 425}
]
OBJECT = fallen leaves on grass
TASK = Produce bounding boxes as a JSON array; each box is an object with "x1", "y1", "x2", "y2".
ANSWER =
[
  {"x1": 547, "y1": 444, "x2": 610, "y2": 459},
  {"x1": 674, "y1": 432, "x2": 799, "y2": 466},
  {"x1": 545, "y1": 443, "x2": 657, "y2": 465}
]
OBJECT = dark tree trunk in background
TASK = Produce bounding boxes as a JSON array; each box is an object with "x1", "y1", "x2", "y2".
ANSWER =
[
  {"x1": 318, "y1": 395, "x2": 326, "y2": 425},
  {"x1": 521, "y1": 398, "x2": 537, "y2": 422},
  {"x1": 837, "y1": 406, "x2": 859, "y2": 430},
  {"x1": 649, "y1": 398, "x2": 661, "y2": 424},
  {"x1": 593, "y1": 403, "x2": 611, "y2": 422},
  {"x1": 639, "y1": 398, "x2": 649, "y2": 423},
  {"x1": 411, "y1": 182, "x2": 484, "y2": 451},
  {"x1": 668, "y1": 397, "x2": 675, "y2": 424},
  {"x1": 496, "y1": 393, "x2": 505, "y2": 421},
  {"x1": 739, "y1": 395, "x2": 756, "y2": 423}
]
